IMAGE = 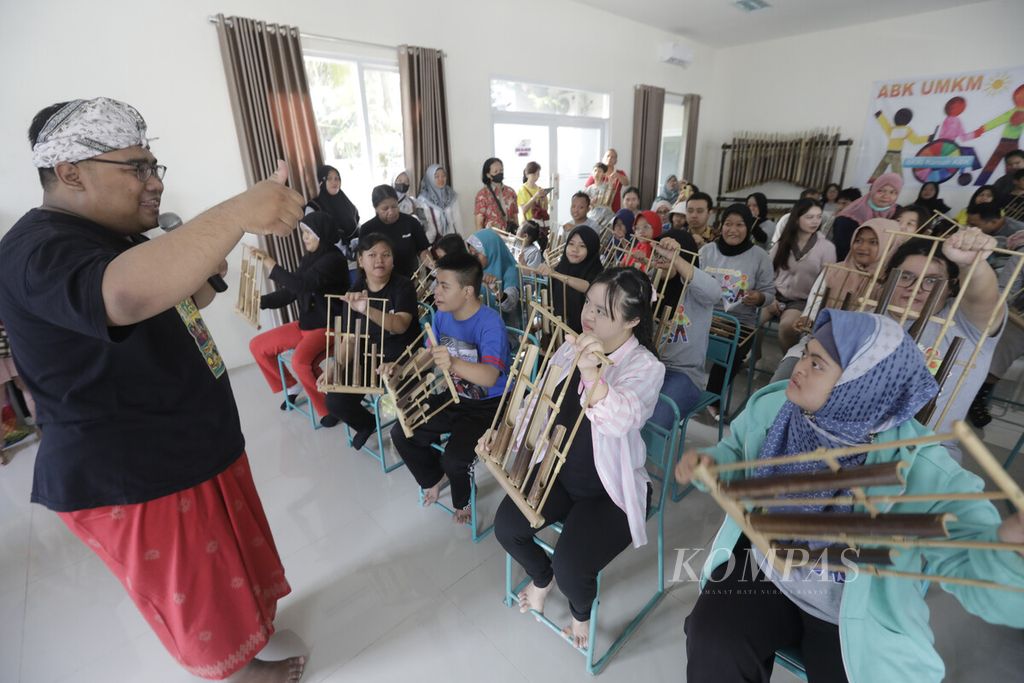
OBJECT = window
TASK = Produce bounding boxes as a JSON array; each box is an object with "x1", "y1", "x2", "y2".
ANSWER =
[
  {"x1": 659, "y1": 94, "x2": 686, "y2": 188},
  {"x1": 490, "y1": 79, "x2": 610, "y2": 225},
  {"x1": 305, "y1": 55, "x2": 405, "y2": 223}
]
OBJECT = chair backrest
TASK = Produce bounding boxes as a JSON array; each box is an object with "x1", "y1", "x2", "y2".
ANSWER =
[
  {"x1": 641, "y1": 394, "x2": 682, "y2": 519},
  {"x1": 418, "y1": 302, "x2": 434, "y2": 330},
  {"x1": 707, "y1": 311, "x2": 741, "y2": 372}
]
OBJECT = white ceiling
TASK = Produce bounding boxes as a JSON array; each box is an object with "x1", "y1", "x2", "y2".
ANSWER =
[{"x1": 578, "y1": 0, "x2": 992, "y2": 47}]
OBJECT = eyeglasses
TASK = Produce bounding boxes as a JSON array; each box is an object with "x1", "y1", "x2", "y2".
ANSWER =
[
  {"x1": 894, "y1": 271, "x2": 948, "y2": 292},
  {"x1": 79, "y1": 158, "x2": 167, "y2": 182}
]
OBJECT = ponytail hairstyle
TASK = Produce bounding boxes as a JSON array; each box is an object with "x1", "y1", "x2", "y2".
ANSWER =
[
  {"x1": 772, "y1": 198, "x2": 821, "y2": 273},
  {"x1": 589, "y1": 267, "x2": 658, "y2": 356},
  {"x1": 519, "y1": 220, "x2": 547, "y2": 250}
]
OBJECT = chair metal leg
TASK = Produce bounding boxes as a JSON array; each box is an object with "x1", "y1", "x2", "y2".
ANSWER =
[
  {"x1": 421, "y1": 461, "x2": 494, "y2": 543},
  {"x1": 345, "y1": 395, "x2": 404, "y2": 473},
  {"x1": 277, "y1": 352, "x2": 320, "y2": 430}
]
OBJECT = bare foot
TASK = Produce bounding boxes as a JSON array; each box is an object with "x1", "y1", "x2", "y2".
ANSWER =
[
  {"x1": 453, "y1": 505, "x2": 472, "y2": 525},
  {"x1": 518, "y1": 580, "x2": 554, "y2": 614},
  {"x1": 234, "y1": 656, "x2": 305, "y2": 683},
  {"x1": 562, "y1": 617, "x2": 590, "y2": 649},
  {"x1": 421, "y1": 477, "x2": 446, "y2": 507}
]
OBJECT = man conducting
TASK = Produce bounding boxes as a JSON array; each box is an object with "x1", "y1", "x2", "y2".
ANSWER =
[{"x1": 0, "y1": 97, "x2": 307, "y2": 682}]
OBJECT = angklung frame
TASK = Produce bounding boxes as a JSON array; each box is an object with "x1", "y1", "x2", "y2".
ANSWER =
[
  {"x1": 843, "y1": 221, "x2": 1024, "y2": 431},
  {"x1": 316, "y1": 295, "x2": 389, "y2": 395},
  {"x1": 235, "y1": 244, "x2": 264, "y2": 328},
  {"x1": 477, "y1": 302, "x2": 612, "y2": 529},
  {"x1": 692, "y1": 421, "x2": 1024, "y2": 593}
]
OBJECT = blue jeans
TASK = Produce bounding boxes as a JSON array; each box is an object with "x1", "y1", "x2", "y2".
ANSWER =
[{"x1": 651, "y1": 370, "x2": 704, "y2": 430}]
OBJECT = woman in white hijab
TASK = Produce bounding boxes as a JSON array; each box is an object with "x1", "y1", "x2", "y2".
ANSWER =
[{"x1": 417, "y1": 163, "x2": 463, "y2": 242}]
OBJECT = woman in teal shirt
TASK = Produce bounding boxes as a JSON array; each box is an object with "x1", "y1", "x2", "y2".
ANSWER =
[{"x1": 675, "y1": 309, "x2": 1024, "y2": 683}]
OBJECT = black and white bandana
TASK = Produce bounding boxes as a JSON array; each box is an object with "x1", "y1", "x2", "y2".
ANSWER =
[{"x1": 32, "y1": 97, "x2": 150, "y2": 168}]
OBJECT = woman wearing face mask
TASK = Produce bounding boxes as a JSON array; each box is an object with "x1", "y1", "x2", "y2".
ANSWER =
[
  {"x1": 417, "y1": 163, "x2": 463, "y2": 243},
  {"x1": 393, "y1": 170, "x2": 418, "y2": 217},
  {"x1": 699, "y1": 203, "x2": 776, "y2": 420},
  {"x1": 249, "y1": 211, "x2": 349, "y2": 427},
  {"x1": 485, "y1": 267, "x2": 665, "y2": 651},
  {"x1": 324, "y1": 233, "x2": 420, "y2": 448},
  {"x1": 467, "y1": 228, "x2": 522, "y2": 326},
  {"x1": 677, "y1": 309, "x2": 1024, "y2": 683},
  {"x1": 359, "y1": 185, "x2": 432, "y2": 279},
  {"x1": 765, "y1": 199, "x2": 837, "y2": 352},
  {"x1": 831, "y1": 173, "x2": 904, "y2": 261},
  {"x1": 305, "y1": 165, "x2": 360, "y2": 243},
  {"x1": 475, "y1": 157, "x2": 519, "y2": 231},
  {"x1": 535, "y1": 226, "x2": 605, "y2": 334}
]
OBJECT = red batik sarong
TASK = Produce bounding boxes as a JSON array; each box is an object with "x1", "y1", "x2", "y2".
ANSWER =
[{"x1": 59, "y1": 453, "x2": 290, "y2": 679}]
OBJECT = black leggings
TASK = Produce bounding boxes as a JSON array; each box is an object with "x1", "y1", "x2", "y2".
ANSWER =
[
  {"x1": 494, "y1": 479, "x2": 651, "y2": 621},
  {"x1": 684, "y1": 537, "x2": 848, "y2": 683},
  {"x1": 325, "y1": 391, "x2": 376, "y2": 433},
  {"x1": 390, "y1": 395, "x2": 500, "y2": 509}
]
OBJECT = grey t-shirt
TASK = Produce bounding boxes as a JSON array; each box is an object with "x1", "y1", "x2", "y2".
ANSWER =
[
  {"x1": 752, "y1": 545, "x2": 845, "y2": 624},
  {"x1": 660, "y1": 267, "x2": 721, "y2": 389},
  {"x1": 698, "y1": 242, "x2": 777, "y2": 328}
]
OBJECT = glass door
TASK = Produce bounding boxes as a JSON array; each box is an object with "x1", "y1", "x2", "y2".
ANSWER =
[{"x1": 555, "y1": 125, "x2": 604, "y2": 224}]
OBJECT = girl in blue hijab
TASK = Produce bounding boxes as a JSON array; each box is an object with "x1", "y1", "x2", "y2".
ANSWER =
[
  {"x1": 467, "y1": 228, "x2": 522, "y2": 326},
  {"x1": 677, "y1": 309, "x2": 1024, "y2": 683}
]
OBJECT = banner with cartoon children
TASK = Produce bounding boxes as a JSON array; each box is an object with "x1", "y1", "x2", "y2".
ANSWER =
[{"x1": 854, "y1": 66, "x2": 1024, "y2": 205}]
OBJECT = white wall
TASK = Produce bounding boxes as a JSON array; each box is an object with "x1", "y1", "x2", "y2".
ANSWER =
[
  {"x1": 702, "y1": 0, "x2": 1023, "y2": 204},
  {"x1": 0, "y1": 0, "x2": 715, "y2": 368}
]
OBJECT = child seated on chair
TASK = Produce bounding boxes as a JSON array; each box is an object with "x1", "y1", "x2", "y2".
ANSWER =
[
  {"x1": 389, "y1": 252, "x2": 510, "y2": 525},
  {"x1": 483, "y1": 267, "x2": 666, "y2": 650},
  {"x1": 325, "y1": 233, "x2": 419, "y2": 446},
  {"x1": 675, "y1": 309, "x2": 1024, "y2": 683}
]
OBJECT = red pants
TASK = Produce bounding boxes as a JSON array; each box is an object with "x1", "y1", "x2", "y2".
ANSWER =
[
  {"x1": 250, "y1": 322, "x2": 328, "y2": 418},
  {"x1": 59, "y1": 454, "x2": 290, "y2": 680}
]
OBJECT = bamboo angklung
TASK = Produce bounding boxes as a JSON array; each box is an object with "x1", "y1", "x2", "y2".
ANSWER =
[
  {"x1": 412, "y1": 261, "x2": 435, "y2": 302},
  {"x1": 382, "y1": 323, "x2": 461, "y2": 438},
  {"x1": 317, "y1": 295, "x2": 389, "y2": 395},
  {"x1": 692, "y1": 421, "x2": 1024, "y2": 592},
  {"x1": 476, "y1": 302, "x2": 613, "y2": 528},
  {"x1": 853, "y1": 226, "x2": 1024, "y2": 429},
  {"x1": 235, "y1": 244, "x2": 264, "y2": 328}
]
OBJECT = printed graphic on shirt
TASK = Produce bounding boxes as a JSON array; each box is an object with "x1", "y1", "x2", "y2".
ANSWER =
[
  {"x1": 176, "y1": 298, "x2": 226, "y2": 379},
  {"x1": 918, "y1": 343, "x2": 942, "y2": 375},
  {"x1": 439, "y1": 334, "x2": 488, "y2": 399},
  {"x1": 707, "y1": 267, "x2": 749, "y2": 306},
  {"x1": 661, "y1": 302, "x2": 691, "y2": 347}
]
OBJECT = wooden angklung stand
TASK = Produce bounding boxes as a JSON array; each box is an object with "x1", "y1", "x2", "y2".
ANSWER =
[
  {"x1": 477, "y1": 303, "x2": 612, "y2": 528},
  {"x1": 692, "y1": 420, "x2": 1024, "y2": 593},
  {"x1": 383, "y1": 323, "x2": 461, "y2": 438},
  {"x1": 316, "y1": 295, "x2": 388, "y2": 396},
  {"x1": 235, "y1": 244, "x2": 264, "y2": 328}
]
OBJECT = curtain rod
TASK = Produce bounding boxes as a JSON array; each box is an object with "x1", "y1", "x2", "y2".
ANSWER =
[{"x1": 207, "y1": 16, "x2": 397, "y2": 52}]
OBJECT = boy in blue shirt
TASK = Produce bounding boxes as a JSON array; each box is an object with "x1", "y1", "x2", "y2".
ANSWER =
[{"x1": 390, "y1": 253, "x2": 510, "y2": 524}]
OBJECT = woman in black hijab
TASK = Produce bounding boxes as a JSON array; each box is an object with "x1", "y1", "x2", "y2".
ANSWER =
[
  {"x1": 914, "y1": 181, "x2": 951, "y2": 216},
  {"x1": 539, "y1": 226, "x2": 604, "y2": 333},
  {"x1": 306, "y1": 165, "x2": 360, "y2": 243},
  {"x1": 249, "y1": 211, "x2": 349, "y2": 427}
]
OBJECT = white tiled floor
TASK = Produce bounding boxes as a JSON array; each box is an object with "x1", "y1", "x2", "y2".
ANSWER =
[{"x1": 1, "y1": 356, "x2": 1022, "y2": 683}]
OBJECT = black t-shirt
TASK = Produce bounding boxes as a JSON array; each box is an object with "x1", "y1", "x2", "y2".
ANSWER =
[
  {"x1": 358, "y1": 214, "x2": 430, "y2": 278},
  {"x1": 0, "y1": 209, "x2": 244, "y2": 511},
  {"x1": 553, "y1": 368, "x2": 604, "y2": 499},
  {"x1": 345, "y1": 274, "x2": 420, "y2": 361},
  {"x1": 658, "y1": 229, "x2": 701, "y2": 319}
]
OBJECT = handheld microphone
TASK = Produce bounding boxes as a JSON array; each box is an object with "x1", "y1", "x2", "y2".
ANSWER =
[{"x1": 158, "y1": 212, "x2": 229, "y2": 293}]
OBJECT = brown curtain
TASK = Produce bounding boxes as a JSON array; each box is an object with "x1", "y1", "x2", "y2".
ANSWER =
[
  {"x1": 682, "y1": 94, "x2": 701, "y2": 182},
  {"x1": 398, "y1": 45, "x2": 452, "y2": 193},
  {"x1": 215, "y1": 14, "x2": 323, "y2": 323},
  {"x1": 631, "y1": 85, "x2": 666, "y2": 209}
]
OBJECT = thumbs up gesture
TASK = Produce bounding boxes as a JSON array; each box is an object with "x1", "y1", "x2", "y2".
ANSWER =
[{"x1": 233, "y1": 160, "x2": 305, "y2": 236}]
